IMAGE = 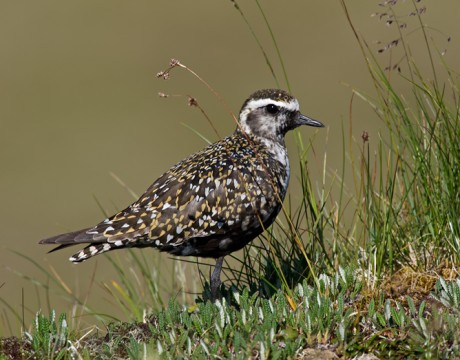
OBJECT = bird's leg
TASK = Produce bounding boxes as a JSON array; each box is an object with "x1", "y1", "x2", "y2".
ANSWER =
[{"x1": 210, "y1": 256, "x2": 225, "y2": 301}]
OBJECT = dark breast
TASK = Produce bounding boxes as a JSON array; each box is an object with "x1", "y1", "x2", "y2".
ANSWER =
[{"x1": 90, "y1": 131, "x2": 289, "y2": 258}]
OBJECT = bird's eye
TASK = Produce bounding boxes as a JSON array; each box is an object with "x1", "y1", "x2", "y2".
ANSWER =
[{"x1": 266, "y1": 104, "x2": 279, "y2": 114}]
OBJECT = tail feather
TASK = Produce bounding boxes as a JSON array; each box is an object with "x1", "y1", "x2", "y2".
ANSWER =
[
  {"x1": 40, "y1": 227, "x2": 112, "y2": 260},
  {"x1": 40, "y1": 227, "x2": 153, "y2": 262},
  {"x1": 69, "y1": 241, "x2": 130, "y2": 263},
  {"x1": 39, "y1": 228, "x2": 95, "y2": 245},
  {"x1": 40, "y1": 228, "x2": 136, "y2": 262}
]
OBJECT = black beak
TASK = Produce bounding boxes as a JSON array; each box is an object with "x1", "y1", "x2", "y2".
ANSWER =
[{"x1": 299, "y1": 113, "x2": 324, "y2": 128}]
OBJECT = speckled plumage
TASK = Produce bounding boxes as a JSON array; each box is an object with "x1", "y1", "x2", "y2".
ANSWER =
[{"x1": 40, "y1": 88, "x2": 324, "y2": 299}]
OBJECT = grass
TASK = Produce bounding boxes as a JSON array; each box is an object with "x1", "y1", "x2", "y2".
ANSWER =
[
  {"x1": 3, "y1": 269, "x2": 460, "y2": 358},
  {"x1": 2, "y1": 0, "x2": 460, "y2": 358}
]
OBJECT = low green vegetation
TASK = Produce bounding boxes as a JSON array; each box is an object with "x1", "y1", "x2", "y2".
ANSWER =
[{"x1": 2, "y1": 269, "x2": 460, "y2": 358}]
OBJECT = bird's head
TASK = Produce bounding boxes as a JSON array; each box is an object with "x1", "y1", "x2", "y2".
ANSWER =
[{"x1": 238, "y1": 89, "x2": 324, "y2": 143}]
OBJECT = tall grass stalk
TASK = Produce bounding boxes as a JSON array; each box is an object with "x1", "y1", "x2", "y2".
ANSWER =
[{"x1": 341, "y1": 0, "x2": 460, "y2": 284}]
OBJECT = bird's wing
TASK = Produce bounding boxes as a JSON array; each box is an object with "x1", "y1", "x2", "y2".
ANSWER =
[
  {"x1": 39, "y1": 137, "x2": 281, "y2": 254},
  {"x1": 88, "y1": 139, "x2": 277, "y2": 248}
]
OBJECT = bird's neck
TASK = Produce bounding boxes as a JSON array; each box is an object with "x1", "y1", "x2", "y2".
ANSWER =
[
  {"x1": 234, "y1": 129, "x2": 289, "y2": 169},
  {"x1": 235, "y1": 127, "x2": 286, "y2": 148}
]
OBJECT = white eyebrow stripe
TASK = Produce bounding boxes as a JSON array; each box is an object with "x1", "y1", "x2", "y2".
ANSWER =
[{"x1": 245, "y1": 98, "x2": 299, "y2": 112}]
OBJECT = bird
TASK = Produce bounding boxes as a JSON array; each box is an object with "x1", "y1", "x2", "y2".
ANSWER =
[{"x1": 39, "y1": 88, "x2": 324, "y2": 300}]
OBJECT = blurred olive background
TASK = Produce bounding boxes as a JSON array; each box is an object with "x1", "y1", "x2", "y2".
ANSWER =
[{"x1": 1, "y1": 1, "x2": 459, "y2": 335}]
